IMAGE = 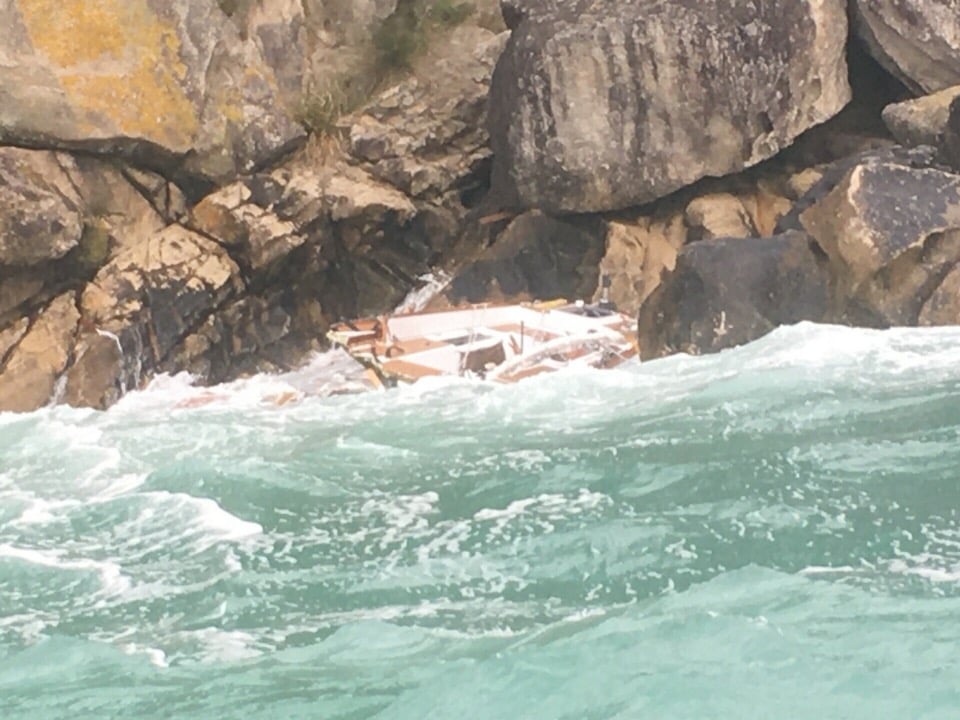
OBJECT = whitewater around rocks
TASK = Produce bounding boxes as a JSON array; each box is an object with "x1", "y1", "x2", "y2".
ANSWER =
[{"x1": 2, "y1": 323, "x2": 960, "y2": 718}]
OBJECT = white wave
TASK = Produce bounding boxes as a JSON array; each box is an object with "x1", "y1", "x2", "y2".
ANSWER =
[
  {"x1": 887, "y1": 557, "x2": 960, "y2": 583},
  {"x1": 120, "y1": 642, "x2": 169, "y2": 669},
  {"x1": 179, "y1": 627, "x2": 262, "y2": 664},
  {"x1": 393, "y1": 271, "x2": 451, "y2": 314},
  {"x1": 0, "y1": 543, "x2": 131, "y2": 596},
  {"x1": 138, "y1": 492, "x2": 263, "y2": 550}
]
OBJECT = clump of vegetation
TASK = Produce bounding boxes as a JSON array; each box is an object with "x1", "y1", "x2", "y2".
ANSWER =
[
  {"x1": 294, "y1": 75, "x2": 379, "y2": 136},
  {"x1": 428, "y1": 0, "x2": 474, "y2": 27},
  {"x1": 295, "y1": 81, "x2": 349, "y2": 136},
  {"x1": 72, "y1": 219, "x2": 112, "y2": 275}
]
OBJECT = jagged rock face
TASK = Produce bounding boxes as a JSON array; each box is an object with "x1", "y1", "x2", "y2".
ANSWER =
[
  {"x1": 0, "y1": 149, "x2": 83, "y2": 267},
  {"x1": 64, "y1": 225, "x2": 241, "y2": 408},
  {"x1": 799, "y1": 160, "x2": 960, "y2": 326},
  {"x1": 0, "y1": 292, "x2": 79, "y2": 412},
  {"x1": 0, "y1": 147, "x2": 175, "y2": 327},
  {"x1": 0, "y1": 0, "x2": 304, "y2": 188},
  {"x1": 852, "y1": 0, "x2": 960, "y2": 95},
  {"x1": 488, "y1": 0, "x2": 850, "y2": 213},
  {"x1": 239, "y1": 0, "x2": 398, "y2": 106},
  {"x1": 344, "y1": 26, "x2": 507, "y2": 201},
  {"x1": 637, "y1": 232, "x2": 831, "y2": 358}
]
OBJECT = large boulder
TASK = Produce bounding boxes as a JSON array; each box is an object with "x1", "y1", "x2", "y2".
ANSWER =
[
  {"x1": 798, "y1": 159, "x2": 960, "y2": 326},
  {"x1": 0, "y1": 0, "x2": 305, "y2": 189},
  {"x1": 488, "y1": 0, "x2": 850, "y2": 213},
  {"x1": 637, "y1": 232, "x2": 830, "y2": 358},
  {"x1": 852, "y1": 0, "x2": 960, "y2": 95}
]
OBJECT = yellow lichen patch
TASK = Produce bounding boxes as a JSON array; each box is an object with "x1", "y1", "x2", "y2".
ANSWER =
[
  {"x1": 17, "y1": 0, "x2": 129, "y2": 65},
  {"x1": 17, "y1": 0, "x2": 200, "y2": 146}
]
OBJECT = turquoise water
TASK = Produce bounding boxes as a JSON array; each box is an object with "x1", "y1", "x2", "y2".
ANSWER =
[{"x1": 2, "y1": 323, "x2": 960, "y2": 719}]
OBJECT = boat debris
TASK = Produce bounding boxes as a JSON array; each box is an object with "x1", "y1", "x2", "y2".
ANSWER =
[{"x1": 327, "y1": 299, "x2": 638, "y2": 388}]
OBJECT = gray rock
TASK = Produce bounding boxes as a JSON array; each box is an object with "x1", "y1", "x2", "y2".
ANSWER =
[
  {"x1": 852, "y1": 0, "x2": 960, "y2": 95},
  {"x1": 488, "y1": 0, "x2": 850, "y2": 213},
  {"x1": 637, "y1": 231, "x2": 830, "y2": 358}
]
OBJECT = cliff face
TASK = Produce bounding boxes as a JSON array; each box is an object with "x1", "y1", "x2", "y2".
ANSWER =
[{"x1": 2, "y1": 0, "x2": 960, "y2": 411}]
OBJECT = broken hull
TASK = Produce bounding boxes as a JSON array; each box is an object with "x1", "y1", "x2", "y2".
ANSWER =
[{"x1": 327, "y1": 302, "x2": 638, "y2": 387}]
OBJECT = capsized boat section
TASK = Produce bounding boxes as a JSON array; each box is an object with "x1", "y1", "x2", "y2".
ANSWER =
[{"x1": 326, "y1": 301, "x2": 638, "y2": 387}]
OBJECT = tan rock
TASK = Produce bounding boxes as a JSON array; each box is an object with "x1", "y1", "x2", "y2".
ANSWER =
[
  {"x1": 0, "y1": 292, "x2": 79, "y2": 413},
  {"x1": 739, "y1": 185, "x2": 794, "y2": 237},
  {"x1": 882, "y1": 85, "x2": 960, "y2": 148},
  {"x1": 788, "y1": 168, "x2": 825, "y2": 199},
  {"x1": 685, "y1": 194, "x2": 756, "y2": 241},
  {"x1": 0, "y1": 317, "x2": 29, "y2": 366},
  {"x1": 594, "y1": 215, "x2": 686, "y2": 316}
]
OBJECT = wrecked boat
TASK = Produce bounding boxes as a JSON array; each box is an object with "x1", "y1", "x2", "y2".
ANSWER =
[{"x1": 326, "y1": 299, "x2": 638, "y2": 388}]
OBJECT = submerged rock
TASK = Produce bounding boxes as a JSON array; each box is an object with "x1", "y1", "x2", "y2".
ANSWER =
[
  {"x1": 488, "y1": 0, "x2": 850, "y2": 213},
  {"x1": 0, "y1": 0, "x2": 305, "y2": 189}
]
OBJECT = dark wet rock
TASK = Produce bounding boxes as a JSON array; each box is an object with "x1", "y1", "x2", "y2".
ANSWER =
[
  {"x1": 940, "y1": 95, "x2": 960, "y2": 172},
  {"x1": 852, "y1": 0, "x2": 960, "y2": 95},
  {"x1": 488, "y1": 0, "x2": 850, "y2": 213},
  {"x1": 637, "y1": 232, "x2": 831, "y2": 358},
  {"x1": 776, "y1": 145, "x2": 941, "y2": 234},
  {"x1": 444, "y1": 210, "x2": 606, "y2": 304}
]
